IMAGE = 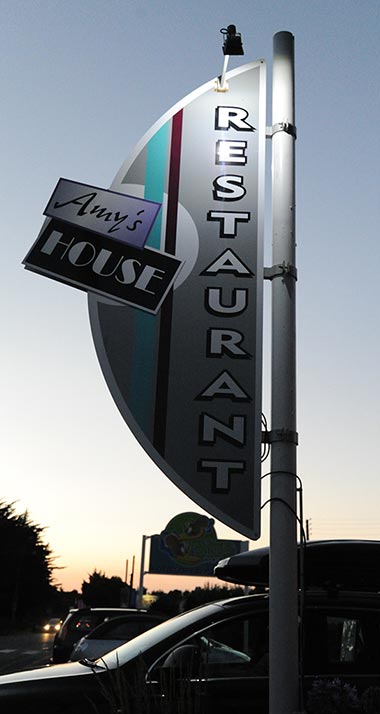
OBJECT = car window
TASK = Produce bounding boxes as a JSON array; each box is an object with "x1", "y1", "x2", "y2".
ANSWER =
[
  {"x1": 98, "y1": 621, "x2": 142, "y2": 640},
  {"x1": 304, "y1": 609, "x2": 380, "y2": 675},
  {"x1": 68, "y1": 611, "x2": 123, "y2": 633},
  {"x1": 72, "y1": 615, "x2": 95, "y2": 633},
  {"x1": 99, "y1": 602, "x2": 224, "y2": 668},
  {"x1": 152, "y1": 613, "x2": 269, "y2": 680},
  {"x1": 327, "y1": 616, "x2": 363, "y2": 664}
]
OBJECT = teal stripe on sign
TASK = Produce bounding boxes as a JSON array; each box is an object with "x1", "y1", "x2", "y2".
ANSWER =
[
  {"x1": 145, "y1": 123, "x2": 168, "y2": 247},
  {"x1": 129, "y1": 122, "x2": 169, "y2": 437}
]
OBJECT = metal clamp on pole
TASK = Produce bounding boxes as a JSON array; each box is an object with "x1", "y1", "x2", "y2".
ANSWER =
[
  {"x1": 266, "y1": 122, "x2": 297, "y2": 139},
  {"x1": 262, "y1": 428, "x2": 299, "y2": 445},
  {"x1": 264, "y1": 263, "x2": 298, "y2": 281}
]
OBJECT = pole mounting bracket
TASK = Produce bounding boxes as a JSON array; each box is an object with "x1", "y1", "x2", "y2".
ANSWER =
[
  {"x1": 262, "y1": 429, "x2": 299, "y2": 445},
  {"x1": 264, "y1": 262, "x2": 297, "y2": 281},
  {"x1": 266, "y1": 122, "x2": 297, "y2": 139}
]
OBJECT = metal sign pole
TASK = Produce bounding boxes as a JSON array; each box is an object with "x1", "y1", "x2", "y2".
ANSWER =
[
  {"x1": 137, "y1": 535, "x2": 148, "y2": 609},
  {"x1": 269, "y1": 32, "x2": 299, "y2": 714}
]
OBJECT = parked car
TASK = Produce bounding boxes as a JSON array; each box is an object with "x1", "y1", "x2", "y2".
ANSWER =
[
  {"x1": 69, "y1": 613, "x2": 166, "y2": 661},
  {"x1": 1, "y1": 541, "x2": 380, "y2": 714},
  {"x1": 52, "y1": 607, "x2": 147, "y2": 663}
]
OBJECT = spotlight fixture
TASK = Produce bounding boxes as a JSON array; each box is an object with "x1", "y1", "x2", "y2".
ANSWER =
[
  {"x1": 216, "y1": 24, "x2": 244, "y2": 92},
  {"x1": 221, "y1": 24, "x2": 244, "y2": 56}
]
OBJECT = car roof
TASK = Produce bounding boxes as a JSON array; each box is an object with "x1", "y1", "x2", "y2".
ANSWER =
[
  {"x1": 66, "y1": 607, "x2": 146, "y2": 618},
  {"x1": 69, "y1": 607, "x2": 145, "y2": 613},
  {"x1": 85, "y1": 613, "x2": 166, "y2": 639},
  {"x1": 214, "y1": 540, "x2": 380, "y2": 591}
]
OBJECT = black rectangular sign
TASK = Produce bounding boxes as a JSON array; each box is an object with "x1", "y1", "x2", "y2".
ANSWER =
[{"x1": 23, "y1": 219, "x2": 182, "y2": 313}]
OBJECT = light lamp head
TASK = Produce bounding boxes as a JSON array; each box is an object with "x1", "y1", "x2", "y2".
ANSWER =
[{"x1": 221, "y1": 24, "x2": 244, "y2": 56}]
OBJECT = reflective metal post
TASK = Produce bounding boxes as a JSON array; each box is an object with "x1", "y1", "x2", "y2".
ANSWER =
[
  {"x1": 269, "y1": 31, "x2": 299, "y2": 714},
  {"x1": 137, "y1": 534, "x2": 148, "y2": 609}
]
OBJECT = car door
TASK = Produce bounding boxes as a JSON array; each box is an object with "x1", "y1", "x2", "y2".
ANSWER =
[{"x1": 148, "y1": 611, "x2": 269, "y2": 714}]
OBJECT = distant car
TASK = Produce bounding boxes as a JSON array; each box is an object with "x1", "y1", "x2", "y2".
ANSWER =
[
  {"x1": 52, "y1": 607, "x2": 146, "y2": 663},
  {"x1": 42, "y1": 618, "x2": 62, "y2": 633},
  {"x1": 69, "y1": 613, "x2": 166, "y2": 661}
]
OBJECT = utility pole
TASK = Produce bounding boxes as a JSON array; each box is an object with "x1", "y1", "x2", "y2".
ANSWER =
[
  {"x1": 269, "y1": 31, "x2": 299, "y2": 714},
  {"x1": 137, "y1": 535, "x2": 148, "y2": 609}
]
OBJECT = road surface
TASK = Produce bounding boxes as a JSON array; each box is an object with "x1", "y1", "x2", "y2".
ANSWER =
[{"x1": 0, "y1": 631, "x2": 54, "y2": 674}]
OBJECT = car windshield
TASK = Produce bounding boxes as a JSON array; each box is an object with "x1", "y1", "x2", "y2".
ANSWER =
[{"x1": 96, "y1": 602, "x2": 224, "y2": 668}]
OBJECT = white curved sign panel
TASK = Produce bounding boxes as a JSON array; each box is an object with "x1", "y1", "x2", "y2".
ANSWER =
[{"x1": 89, "y1": 61, "x2": 266, "y2": 539}]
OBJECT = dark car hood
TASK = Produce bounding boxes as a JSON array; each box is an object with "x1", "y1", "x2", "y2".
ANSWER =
[
  {"x1": 214, "y1": 539, "x2": 380, "y2": 590},
  {"x1": 0, "y1": 660, "x2": 100, "y2": 685}
]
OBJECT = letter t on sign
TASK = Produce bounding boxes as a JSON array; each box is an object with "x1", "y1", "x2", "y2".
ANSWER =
[{"x1": 199, "y1": 460, "x2": 245, "y2": 493}]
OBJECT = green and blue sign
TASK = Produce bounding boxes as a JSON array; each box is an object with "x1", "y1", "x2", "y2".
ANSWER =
[{"x1": 149, "y1": 512, "x2": 248, "y2": 577}]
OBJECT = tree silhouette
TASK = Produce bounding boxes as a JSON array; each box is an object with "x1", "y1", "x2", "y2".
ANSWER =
[
  {"x1": 0, "y1": 500, "x2": 56, "y2": 625},
  {"x1": 82, "y1": 570, "x2": 125, "y2": 607},
  {"x1": 148, "y1": 589, "x2": 183, "y2": 617}
]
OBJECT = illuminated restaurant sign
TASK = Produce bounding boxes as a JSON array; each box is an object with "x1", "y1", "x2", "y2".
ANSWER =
[{"x1": 89, "y1": 61, "x2": 266, "y2": 539}]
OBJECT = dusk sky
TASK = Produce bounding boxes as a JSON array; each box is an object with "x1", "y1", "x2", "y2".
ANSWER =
[{"x1": 2, "y1": 0, "x2": 380, "y2": 594}]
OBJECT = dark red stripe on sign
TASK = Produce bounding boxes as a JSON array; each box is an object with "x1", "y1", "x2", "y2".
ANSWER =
[
  {"x1": 154, "y1": 110, "x2": 183, "y2": 455},
  {"x1": 165, "y1": 110, "x2": 183, "y2": 255}
]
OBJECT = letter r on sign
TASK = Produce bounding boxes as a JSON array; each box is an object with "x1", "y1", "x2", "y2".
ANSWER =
[{"x1": 215, "y1": 106, "x2": 255, "y2": 132}]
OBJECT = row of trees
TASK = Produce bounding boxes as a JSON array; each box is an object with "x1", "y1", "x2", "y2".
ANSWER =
[
  {"x1": 149, "y1": 584, "x2": 253, "y2": 617},
  {"x1": 0, "y1": 501, "x2": 128, "y2": 626}
]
